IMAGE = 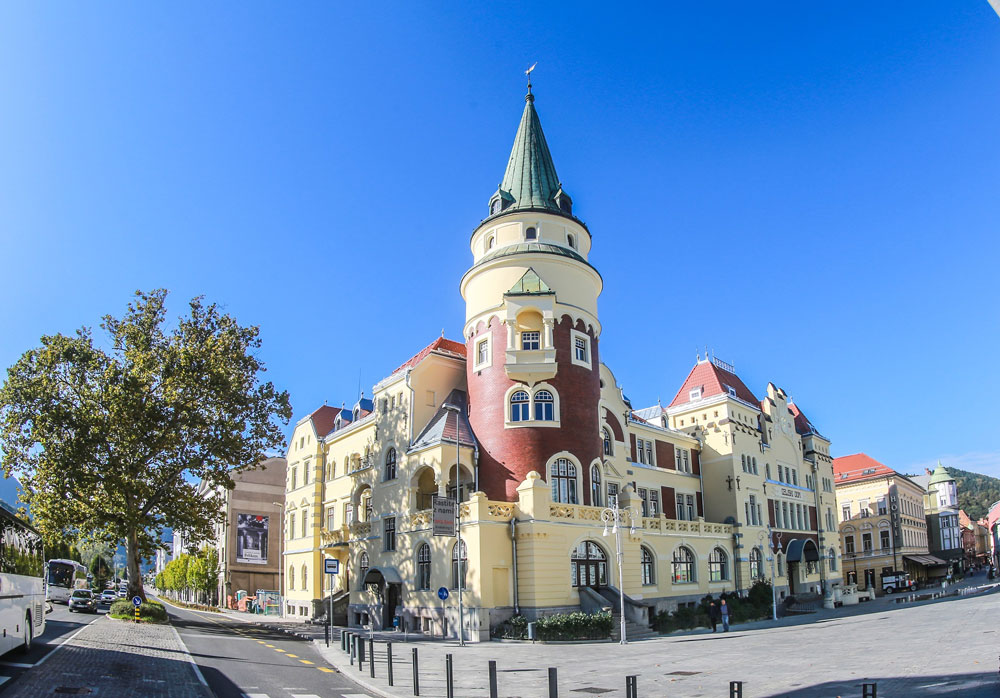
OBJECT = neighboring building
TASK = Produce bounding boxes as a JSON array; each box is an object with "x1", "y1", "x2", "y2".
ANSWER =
[
  {"x1": 154, "y1": 547, "x2": 170, "y2": 575},
  {"x1": 912, "y1": 464, "x2": 964, "y2": 575},
  {"x1": 988, "y1": 500, "x2": 1000, "y2": 569},
  {"x1": 282, "y1": 85, "x2": 835, "y2": 637},
  {"x1": 212, "y1": 456, "x2": 286, "y2": 607},
  {"x1": 833, "y1": 454, "x2": 943, "y2": 590},
  {"x1": 958, "y1": 510, "x2": 991, "y2": 567}
]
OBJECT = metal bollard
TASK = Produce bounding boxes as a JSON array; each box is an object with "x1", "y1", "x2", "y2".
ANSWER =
[
  {"x1": 387, "y1": 641, "x2": 394, "y2": 686},
  {"x1": 370, "y1": 638, "x2": 376, "y2": 678},
  {"x1": 325, "y1": 624, "x2": 329, "y2": 647},
  {"x1": 446, "y1": 653, "x2": 454, "y2": 698},
  {"x1": 341, "y1": 629, "x2": 347, "y2": 652},
  {"x1": 730, "y1": 681, "x2": 743, "y2": 698},
  {"x1": 548, "y1": 667, "x2": 558, "y2": 697},
  {"x1": 626, "y1": 674, "x2": 637, "y2": 698},
  {"x1": 862, "y1": 683, "x2": 877, "y2": 698},
  {"x1": 488, "y1": 660, "x2": 498, "y2": 698},
  {"x1": 412, "y1": 647, "x2": 420, "y2": 696},
  {"x1": 350, "y1": 634, "x2": 356, "y2": 665},
  {"x1": 357, "y1": 635, "x2": 365, "y2": 671}
]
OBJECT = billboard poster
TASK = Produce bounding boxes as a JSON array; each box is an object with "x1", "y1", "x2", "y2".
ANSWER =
[
  {"x1": 236, "y1": 513, "x2": 269, "y2": 564},
  {"x1": 433, "y1": 497, "x2": 457, "y2": 537}
]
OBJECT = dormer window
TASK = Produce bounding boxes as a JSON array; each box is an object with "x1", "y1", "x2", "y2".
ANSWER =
[
  {"x1": 525, "y1": 226, "x2": 537, "y2": 240},
  {"x1": 491, "y1": 199, "x2": 501, "y2": 215},
  {"x1": 728, "y1": 386, "x2": 737, "y2": 397},
  {"x1": 689, "y1": 387, "x2": 702, "y2": 401}
]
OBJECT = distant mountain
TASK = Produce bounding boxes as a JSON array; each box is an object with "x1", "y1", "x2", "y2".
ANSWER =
[
  {"x1": 0, "y1": 475, "x2": 27, "y2": 516},
  {"x1": 950, "y1": 468, "x2": 1000, "y2": 521}
]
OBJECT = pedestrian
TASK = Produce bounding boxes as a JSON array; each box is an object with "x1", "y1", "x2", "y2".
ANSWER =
[
  {"x1": 721, "y1": 599, "x2": 730, "y2": 632},
  {"x1": 708, "y1": 601, "x2": 720, "y2": 633}
]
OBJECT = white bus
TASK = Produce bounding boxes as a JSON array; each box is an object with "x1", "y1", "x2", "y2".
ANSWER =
[
  {"x1": 0, "y1": 502, "x2": 46, "y2": 653},
  {"x1": 46, "y1": 558, "x2": 88, "y2": 604}
]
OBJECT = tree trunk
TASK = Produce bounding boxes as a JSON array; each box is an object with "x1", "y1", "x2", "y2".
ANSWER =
[{"x1": 126, "y1": 528, "x2": 145, "y2": 602}]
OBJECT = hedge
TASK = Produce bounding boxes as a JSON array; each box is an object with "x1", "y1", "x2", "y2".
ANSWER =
[{"x1": 492, "y1": 611, "x2": 612, "y2": 641}]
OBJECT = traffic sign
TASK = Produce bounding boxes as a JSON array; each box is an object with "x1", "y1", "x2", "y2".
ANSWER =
[
  {"x1": 437, "y1": 587, "x2": 449, "y2": 600},
  {"x1": 324, "y1": 558, "x2": 340, "y2": 575},
  {"x1": 131, "y1": 596, "x2": 142, "y2": 607}
]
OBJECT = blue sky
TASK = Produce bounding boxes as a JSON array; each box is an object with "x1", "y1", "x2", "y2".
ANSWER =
[{"x1": 1, "y1": 3, "x2": 998, "y2": 479}]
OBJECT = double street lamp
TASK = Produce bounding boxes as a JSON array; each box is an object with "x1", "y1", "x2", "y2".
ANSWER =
[
  {"x1": 601, "y1": 500, "x2": 640, "y2": 645},
  {"x1": 757, "y1": 528, "x2": 782, "y2": 621}
]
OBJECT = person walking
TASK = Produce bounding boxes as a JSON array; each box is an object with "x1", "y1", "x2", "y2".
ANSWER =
[
  {"x1": 708, "y1": 601, "x2": 720, "y2": 633},
  {"x1": 720, "y1": 599, "x2": 730, "y2": 632}
]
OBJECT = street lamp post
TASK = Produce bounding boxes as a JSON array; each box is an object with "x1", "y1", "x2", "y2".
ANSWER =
[
  {"x1": 758, "y1": 528, "x2": 781, "y2": 621},
  {"x1": 442, "y1": 403, "x2": 465, "y2": 647},
  {"x1": 601, "y1": 501, "x2": 640, "y2": 645},
  {"x1": 272, "y1": 501, "x2": 284, "y2": 617}
]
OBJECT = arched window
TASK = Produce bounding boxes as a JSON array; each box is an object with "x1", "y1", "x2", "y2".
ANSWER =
[
  {"x1": 301, "y1": 564, "x2": 308, "y2": 591},
  {"x1": 749, "y1": 547, "x2": 763, "y2": 579},
  {"x1": 301, "y1": 509, "x2": 308, "y2": 538},
  {"x1": 417, "y1": 543, "x2": 431, "y2": 590},
  {"x1": 641, "y1": 546, "x2": 655, "y2": 586},
  {"x1": 487, "y1": 233, "x2": 496, "y2": 248},
  {"x1": 672, "y1": 546, "x2": 695, "y2": 584},
  {"x1": 602, "y1": 428, "x2": 613, "y2": 456},
  {"x1": 570, "y1": 541, "x2": 607, "y2": 587},
  {"x1": 490, "y1": 199, "x2": 501, "y2": 215},
  {"x1": 359, "y1": 552, "x2": 369, "y2": 589},
  {"x1": 776, "y1": 552, "x2": 784, "y2": 577},
  {"x1": 828, "y1": 547, "x2": 837, "y2": 572},
  {"x1": 550, "y1": 458, "x2": 578, "y2": 504},
  {"x1": 451, "y1": 540, "x2": 467, "y2": 590},
  {"x1": 751, "y1": 457, "x2": 758, "y2": 475},
  {"x1": 288, "y1": 565, "x2": 295, "y2": 590},
  {"x1": 765, "y1": 463, "x2": 771, "y2": 480},
  {"x1": 709, "y1": 547, "x2": 728, "y2": 582},
  {"x1": 590, "y1": 465, "x2": 602, "y2": 507},
  {"x1": 525, "y1": 226, "x2": 537, "y2": 240},
  {"x1": 534, "y1": 390, "x2": 554, "y2": 421},
  {"x1": 384, "y1": 448, "x2": 397, "y2": 481},
  {"x1": 510, "y1": 390, "x2": 530, "y2": 422},
  {"x1": 567, "y1": 233, "x2": 575, "y2": 249},
  {"x1": 328, "y1": 459, "x2": 336, "y2": 480}
]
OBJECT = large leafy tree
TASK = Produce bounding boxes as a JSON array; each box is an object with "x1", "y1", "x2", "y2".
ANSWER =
[{"x1": 0, "y1": 289, "x2": 291, "y2": 600}]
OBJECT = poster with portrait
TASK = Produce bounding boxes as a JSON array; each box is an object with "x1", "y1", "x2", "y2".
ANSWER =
[{"x1": 236, "y1": 513, "x2": 269, "y2": 564}]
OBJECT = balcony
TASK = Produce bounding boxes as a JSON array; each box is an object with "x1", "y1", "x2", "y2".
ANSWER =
[{"x1": 504, "y1": 347, "x2": 557, "y2": 383}]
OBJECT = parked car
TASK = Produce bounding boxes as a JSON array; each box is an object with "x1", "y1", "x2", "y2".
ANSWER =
[
  {"x1": 881, "y1": 572, "x2": 914, "y2": 594},
  {"x1": 68, "y1": 589, "x2": 98, "y2": 613},
  {"x1": 99, "y1": 589, "x2": 118, "y2": 604}
]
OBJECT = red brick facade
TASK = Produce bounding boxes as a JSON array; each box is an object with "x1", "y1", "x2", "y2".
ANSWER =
[{"x1": 467, "y1": 314, "x2": 602, "y2": 502}]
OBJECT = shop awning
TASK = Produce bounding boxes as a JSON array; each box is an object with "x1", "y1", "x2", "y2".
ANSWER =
[
  {"x1": 903, "y1": 555, "x2": 949, "y2": 566},
  {"x1": 362, "y1": 566, "x2": 403, "y2": 585},
  {"x1": 784, "y1": 538, "x2": 819, "y2": 563}
]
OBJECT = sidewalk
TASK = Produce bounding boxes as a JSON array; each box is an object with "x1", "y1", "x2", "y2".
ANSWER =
[
  {"x1": 296, "y1": 581, "x2": 1000, "y2": 698},
  {"x1": 5, "y1": 615, "x2": 212, "y2": 698}
]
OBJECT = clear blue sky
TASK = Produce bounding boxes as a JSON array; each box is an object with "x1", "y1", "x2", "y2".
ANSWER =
[{"x1": 2, "y1": 3, "x2": 998, "y2": 478}]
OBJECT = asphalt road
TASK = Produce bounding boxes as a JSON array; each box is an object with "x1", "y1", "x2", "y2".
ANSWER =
[
  {"x1": 0, "y1": 600, "x2": 106, "y2": 692},
  {"x1": 165, "y1": 602, "x2": 375, "y2": 698}
]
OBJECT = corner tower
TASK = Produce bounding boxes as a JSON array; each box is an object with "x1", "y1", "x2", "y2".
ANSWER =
[{"x1": 461, "y1": 85, "x2": 604, "y2": 502}]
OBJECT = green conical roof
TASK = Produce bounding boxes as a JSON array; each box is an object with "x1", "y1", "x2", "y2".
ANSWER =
[
  {"x1": 496, "y1": 91, "x2": 567, "y2": 215},
  {"x1": 928, "y1": 462, "x2": 954, "y2": 486}
]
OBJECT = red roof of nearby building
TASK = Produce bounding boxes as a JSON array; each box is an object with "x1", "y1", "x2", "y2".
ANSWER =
[
  {"x1": 668, "y1": 359, "x2": 759, "y2": 409},
  {"x1": 832, "y1": 453, "x2": 896, "y2": 484},
  {"x1": 391, "y1": 337, "x2": 467, "y2": 375},
  {"x1": 308, "y1": 405, "x2": 342, "y2": 438}
]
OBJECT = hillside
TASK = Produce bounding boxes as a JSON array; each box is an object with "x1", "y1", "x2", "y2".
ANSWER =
[{"x1": 950, "y1": 467, "x2": 1000, "y2": 521}]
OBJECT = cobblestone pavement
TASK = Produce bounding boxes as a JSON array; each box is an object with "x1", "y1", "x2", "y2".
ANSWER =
[
  {"x1": 300, "y1": 585, "x2": 1000, "y2": 698},
  {"x1": 3, "y1": 615, "x2": 212, "y2": 698}
]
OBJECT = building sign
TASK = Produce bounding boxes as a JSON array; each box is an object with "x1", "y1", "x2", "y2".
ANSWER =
[
  {"x1": 236, "y1": 513, "x2": 269, "y2": 564},
  {"x1": 888, "y1": 484, "x2": 902, "y2": 550},
  {"x1": 779, "y1": 487, "x2": 803, "y2": 501},
  {"x1": 433, "y1": 497, "x2": 457, "y2": 537}
]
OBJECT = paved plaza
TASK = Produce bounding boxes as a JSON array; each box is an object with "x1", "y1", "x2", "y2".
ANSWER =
[
  {"x1": 303, "y1": 586, "x2": 999, "y2": 697},
  {"x1": 3, "y1": 614, "x2": 212, "y2": 698}
]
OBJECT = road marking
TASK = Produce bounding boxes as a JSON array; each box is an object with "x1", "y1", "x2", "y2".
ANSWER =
[
  {"x1": 169, "y1": 620, "x2": 211, "y2": 689},
  {"x1": 243, "y1": 694, "x2": 269, "y2": 698},
  {"x1": 290, "y1": 694, "x2": 322, "y2": 698},
  {"x1": 0, "y1": 677, "x2": 8, "y2": 687},
  {"x1": 264, "y1": 643, "x2": 275, "y2": 647},
  {"x1": 317, "y1": 667, "x2": 335, "y2": 673},
  {"x1": 34, "y1": 616, "x2": 96, "y2": 666},
  {"x1": 257, "y1": 640, "x2": 267, "y2": 644},
  {"x1": 342, "y1": 695, "x2": 370, "y2": 698},
  {"x1": 274, "y1": 648, "x2": 287, "y2": 653},
  {"x1": 286, "y1": 653, "x2": 299, "y2": 658},
  {"x1": 298, "y1": 659, "x2": 314, "y2": 665},
  {"x1": 0, "y1": 662, "x2": 33, "y2": 668}
]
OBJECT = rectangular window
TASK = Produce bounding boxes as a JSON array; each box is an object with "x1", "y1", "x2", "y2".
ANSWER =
[
  {"x1": 646, "y1": 442, "x2": 653, "y2": 465},
  {"x1": 877, "y1": 498, "x2": 887, "y2": 515},
  {"x1": 675, "y1": 449, "x2": 682, "y2": 469},
  {"x1": 745, "y1": 501, "x2": 751, "y2": 526},
  {"x1": 521, "y1": 331, "x2": 540, "y2": 350},
  {"x1": 862, "y1": 532, "x2": 872, "y2": 552},
  {"x1": 676, "y1": 493, "x2": 687, "y2": 521},
  {"x1": 383, "y1": 517, "x2": 396, "y2": 551},
  {"x1": 682, "y1": 450, "x2": 690, "y2": 472},
  {"x1": 607, "y1": 483, "x2": 619, "y2": 508},
  {"x1": 797, "y1": 504, "x2": 804, "y2": 530},
  {"x1": 791, "y1": 469, "x2": 798, "y2": 486},
  {"x1": 845, "y1": 536, "x2": 855, "y2": 554},
  {"x1": 880, "y1": 530, "x2": 890, "y2": 550},
  {"x1": 426, "y1": 390, "x2": 436, "y2": 407},
  {"x1": 636, "y1": 439, "x2": 645, "y2": 464},
  {"x1": 842, "y1": 504, "x2": 851, "y2": 522},
  {"x1": 574, "y1": 336, "x2": 588, "y2": 362},
  {"x1": 649, "y1": 490, "x2": 659, "y2": 516},
  {"x1": 749, "y1": 495, "x2": 758, "y2": 526},
  {"x1": 289, "y1": 513, "x2": 296, "y2": 538},
  {"x1": 345, "y1": 503, "x2": 354, "y2": 524},
  {"x1": 304, "y1": 464, "x2": 310, "y2": 485},
  {"x1": 301, "y1": 510, "x2": 308, "y2": 538},
  {"x1": 859, "y1": 499, "x2": 870, "y2": 517},
  {"x1": 476, "y1": 338, "x2": 489, "y2": 366},
  {"x1": 290, "y1": 467, "x2": 297, "y2": 490},
  {"x1": 638, "y1": 488, "x2": 649, "y2": 517},
  {"x1": 327, "y1": 508, "x2": 336, "y2": 530}
]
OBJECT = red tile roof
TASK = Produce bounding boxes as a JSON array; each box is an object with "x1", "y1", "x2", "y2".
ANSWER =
[
  {"x1": 308, "y1": 405, "x2": 342, "y2": 438},
  {"x1": 668, "y1": 360, "x2": 759, "y2": 409},
  {"x1": 788, "y1": 402, "x2": 818, "y2": 436},
  {"x1": 391, "y1": 337, "x2": 467, "y2": 375},
  {"x1": 832, "y1": 453, "x2": 896, "y2": 484}
]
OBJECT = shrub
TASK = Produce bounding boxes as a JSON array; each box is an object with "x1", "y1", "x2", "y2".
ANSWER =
[
  {"x1": 491, "y1": 611, "x2": 611, "y2": 641},
  {"x1": 109, "y1": 599, "x2": 167, "y2": 623}
]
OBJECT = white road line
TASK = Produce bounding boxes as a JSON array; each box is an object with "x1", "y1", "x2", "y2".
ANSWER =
[
  {"x1": 0, "y1": 677, "x2": 8, "y2": 686},
  {"x1": 243, "y1": 694, "x2": 270, "y2": 698},
  {"x1": 0, "y1": 662, "x2": 33, "y2": 668},
  {"x1": 290, "y1": 694, "x2": 322, "y2": 698},
  {"x1": 34, "y1": 615, "x2": 96, "y2": 666},
  {"x1": 342, "y1": 695, "x2": 371, "y2": 698},
  {"x1": 169, "y1": 620, "x2": 211, "y2": 689}
]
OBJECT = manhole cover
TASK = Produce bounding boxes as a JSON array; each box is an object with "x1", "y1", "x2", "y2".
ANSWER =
[
  {"x1": 571, "y1": 689, "x2": 613, "y2": 694},
  {"x1": 54, "y1": 689, "x2": 93, "y2": 695},
  {"x1": 668, "y1": 670, "x2": 701, "y2": 676}
]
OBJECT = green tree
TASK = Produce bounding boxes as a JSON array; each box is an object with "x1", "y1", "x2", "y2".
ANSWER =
[
  {"x1": 0, "y1": 290, "x2": 291, "y2": 601},
  {"x1": 89, "y1": 555, "x2": 112, "y2": 590}
]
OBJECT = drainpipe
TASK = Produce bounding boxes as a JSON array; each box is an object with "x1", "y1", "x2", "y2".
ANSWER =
[
  {"x1": 510, "y1": 518, "x2": 520, "y2": 615},
  {"x1": 404, "y1": 369, "x2": 414, "y2": 446}
]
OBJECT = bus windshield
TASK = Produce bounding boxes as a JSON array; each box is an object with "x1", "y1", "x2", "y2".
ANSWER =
[{"x1": 48, "y1": 562, "x2": 77, "y2": 588}]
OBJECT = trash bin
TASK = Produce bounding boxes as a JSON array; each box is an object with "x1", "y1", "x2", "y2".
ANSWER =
[{"x1": 527, "y1": 622, "x2": 536, "y2": 640}]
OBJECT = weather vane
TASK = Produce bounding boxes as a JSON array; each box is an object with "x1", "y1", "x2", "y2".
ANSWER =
[{"x1": 525, "y1": 62, "x2": 537, "y2": 94}]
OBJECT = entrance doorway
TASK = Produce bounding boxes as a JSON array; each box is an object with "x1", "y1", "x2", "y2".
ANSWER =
[{"x1": 571, "y1": 541, "x2": 608, "y2": 588}]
